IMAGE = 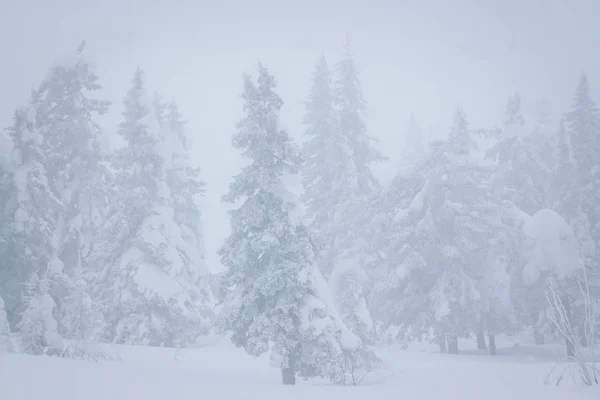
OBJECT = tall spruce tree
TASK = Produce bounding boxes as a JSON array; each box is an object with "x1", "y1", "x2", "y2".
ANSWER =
[
  {"x1": 550, "y1": 74, "x2": 600, "y2": 350},
  {"x1": 563, "y1": 74, "x2": 600, "y2": 272},
  {"x1": 218, "y1": 63, "x2": 373, "y2": 385},
  {"x1": 1, "y1": 104, "x2": 63, "y2": 334},
  {"x1": 91, "y1": 68, "x2": 210, "y2": 346},
  {"x1": 301, "y1": 43, "x2": 385, "y2": 343},
  {"x1": 372, "y1": 108, "x2": 518, "y2": 353},
  {"x1": 486, "y1": 91, "x2": 554, "y2": 215}
]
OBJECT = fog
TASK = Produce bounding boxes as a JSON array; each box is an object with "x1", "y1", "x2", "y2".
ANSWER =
[
  {"x1": 1, "y1": 0, "x2": 600, "y2": 395},
  {"x1": 2, "y1": 0, "x2": 599, "y2": 272}
]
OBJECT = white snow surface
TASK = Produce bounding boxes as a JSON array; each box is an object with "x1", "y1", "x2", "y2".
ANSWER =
[{"x1": 1, "y1": 338, "x2": 597, "y2": 400}]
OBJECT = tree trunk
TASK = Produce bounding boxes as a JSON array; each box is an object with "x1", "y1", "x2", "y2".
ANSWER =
[
  {"x1": 488, "y1": 334, "x2": 496, "y2": 355},
  {"x1": 281, "y1": 366, "x2": 296, "y2": 385},
  {"x1": 281, "y1": 352, "x2": 297, "y2": 385},
  {"x1": 439, "y1": 336, "x2": 447, "y2": 353},
  {"x1": 447, "y1": 335, "x2": 459, "y2": 354},
  {"x1": 477, "y1": 332, "x2": 487, "y2": 350},
  {"x1": 533, "y1": 329, "x2": 545, "y2": 345}
]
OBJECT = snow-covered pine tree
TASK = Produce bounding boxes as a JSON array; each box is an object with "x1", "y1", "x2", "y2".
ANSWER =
[
  {"x1": 163, "y1": 99, "x2": 213, "y2": 332},
  {"x1": 0, "y1": 295, "x2": 11, "y2": 352},
  {"x1": 218, "y1": 63, "x2": 375, "y2": 385},
  {"x1": 551, "y1": 74, "x2": 600, "y2": 348},
  {"x1": 0, "y1": 152, "x2": 12, "y2": 336},
  {"x1": 93, "y1": 67, "x2": 209, "y2": 346},
  {"x1": 17, "y1": 271, "x2": 63, "y2": 355},
  {"x1": 300, "y1": 54, "x2": 375, "y2": 343},
  {"x1": 334, "y1": 39, "x2": 385, "y2": 195},
  {"x1": 486, "y1": 91, "x2": 554, "y2": 215},
  {"x1": 60, "y1": 275, "x2": 106, "y2": 357},
  {"x1": 563, "y1": 75, "x2": 600, "y2": 270},
  {"x1": 301, "y1": 55, "x2": 346, "y2": 274},
  {"x1": 32, "y1": 44, "x2": 111, "y2": 281},
  {"x1": 25, "y1": 45, "x2": 112, "y2": 349},
  {"x1": 372, "y1": 107, "x2": 518, "y2": 353},
  {"x1": 301, "y1": 42, "x2": 386, "y2": 344},
  {"x1": 1, "y1": 104, "x2": 63, "y2": 334}
]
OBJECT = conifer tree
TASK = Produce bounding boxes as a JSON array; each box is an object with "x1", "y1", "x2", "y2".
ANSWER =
[
  {"x1": 0, "y1": 295, "x2": 11, "y2": 351},
  {"x1": 33, "y1": 44, "x2": 111, "y2": 280},
  {"x1": 218, "y1": 63, "x2": 372, "y2": 385},
  {"x1": 550, "y1": 74, "x2": 600, "y2": 349},
  {"x1": 334, "y1": 40, "x2": 385, "y2": 195},
  {"x1": 92, "y1": 67, "x2": 210, "y2": 346},
  {"x1": 372, "y1": 108, "x2": 517, "y2": 353},
  {"x1": 17, "y1": 272, "x2": 63, "y2": 355},
  {"x1": 301, "y1": 42, "x2": 386, "y2": 343},
  {"x1": 1, "y1": 104, "x2": 63, "y2": 330}
]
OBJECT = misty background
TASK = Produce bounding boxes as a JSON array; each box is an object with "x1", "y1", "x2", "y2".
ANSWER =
[{"x1": 1, "y1": 0, "x2": 599, "y2": 272}]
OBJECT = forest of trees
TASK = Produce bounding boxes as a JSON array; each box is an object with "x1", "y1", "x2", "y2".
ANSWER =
[{"x1": 0, "y1": 41, "x2": 598, "y2": 385}]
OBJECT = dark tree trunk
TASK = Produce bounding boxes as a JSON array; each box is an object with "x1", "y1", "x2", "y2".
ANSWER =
[
  {"x1": 477, "y1": 332, "x2": 487, "y2": 350},
  {"x1": 533, "y1": 329, "x2": 545, "y2": 345},
  {"x1": 488, "y1": 334, "x2": 496, "y2": 355},
  {"x1": 281, "y1": 351, "x2": 297, "y2": 385},
  {"x1": 439, "y1": 336, "x2": 447, "y2": 353},
  {"x1": 281, "y1": 366, "x2": 296, "y2": 385},
  {"x1": 447, "y1": 335, "x2": 459, "y2": 354}
]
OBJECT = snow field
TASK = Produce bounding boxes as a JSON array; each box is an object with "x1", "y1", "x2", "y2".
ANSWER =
[{"x1": 1, "y1": 337, "x2": 598, "y2": 400}]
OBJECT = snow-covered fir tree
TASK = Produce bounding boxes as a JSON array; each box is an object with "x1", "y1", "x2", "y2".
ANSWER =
[
  {"x1": 486, "y1": 91, "x2": 554, "y2": 215},
  {"x1": 0, "y1": 152, "x2": 12, "y2": 335},
  {"x1": 164, "y1": 100, "x2": 208, "y2": 276},
  {"x1": 17, "y1": 271, "x2": 63, "y2": 355},
  {"x1": 162, "y1": 98, "x2": 212, "y2": 320},
  {"x1": 39, "y1": 44, "x2": 110, "y2": 266},
  {"x1": 0, "y1": 295, "x2": 11, "y2": 351},
  {"x1": 301, "y1": 55, "x2": 345, "y2": 273},
  {"x1": 300, "y1": 43, "x2": 386, "y2": 344},
  {"x1": 218, "y1": 63, "x2": 377, "y2": 385},
  {"x1": 29, "y1": 45, "x2": 112, "y2": 348},
  {"x1": 60, "y1": 275, "x2": 106, "y2": 356},
  {"x1": 1, "y1": 104, "x2": 63, "y2": 332},
  {"x1": 334, "y1": 40, "x2": 385, "y2": 194},
  {"x1": 372, "y1": 108, "x2": 519, "y2": 353},
  {"x1": 549, "y1": 74, "x2": 600, "y2": 349},
  {"x1": 562, "y1": 74, "x2": 600, "y2": 272},
  {"x1": 91, "y1": 67, "x2": 210, "y2": 346},
  {"x1": 0, "y1": 45, "x2": 113, "y2": 354}
]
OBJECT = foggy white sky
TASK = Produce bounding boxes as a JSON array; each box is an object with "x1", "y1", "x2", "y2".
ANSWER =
[{"x1": 1, "y1": 0, "x2": 599, "y2": 272}]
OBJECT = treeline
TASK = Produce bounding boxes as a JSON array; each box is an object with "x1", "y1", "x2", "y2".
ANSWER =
[
  {"x1": 0, "y1": 40, "x2": 599, "y2": 386},
  {"x1": 0, "y1": 44, "x2": 212, "y2": 356}
]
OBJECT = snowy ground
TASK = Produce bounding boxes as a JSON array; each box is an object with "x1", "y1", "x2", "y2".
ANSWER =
[{"x1": 1, "y1": 336, "x2": 599, "y2": 400}]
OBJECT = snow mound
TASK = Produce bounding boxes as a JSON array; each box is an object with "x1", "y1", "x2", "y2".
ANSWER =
[{"x1": 522, "y1": 209, "x2": 583, "y2": 285}]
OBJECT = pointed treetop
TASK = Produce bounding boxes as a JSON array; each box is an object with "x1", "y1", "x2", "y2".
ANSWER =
[
  {"x1": 565, "y1": 73, "x2": 600, "y2": 163},
  {"x1": 343, "y1": 34, "x2": 354, "y2": 58},
  {"x1": 449, "y1": 106, "x2": 472, "y2": 156},
  {"x1": 504, "y1": 91, "x2": 525, "y2": 128},
  {"x1": 76, "y1": 40, "x2": 86, "y2": 55},
  {"x1": 569, "y1": 73, "x2": 598, "y2": 116}
]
